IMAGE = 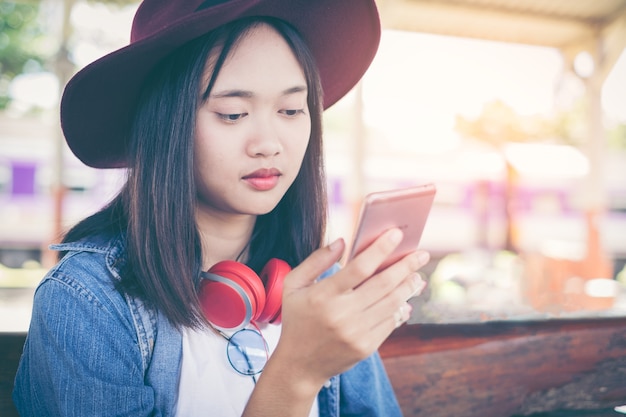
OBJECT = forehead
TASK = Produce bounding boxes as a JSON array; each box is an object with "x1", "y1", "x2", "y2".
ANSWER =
[{"x1": 203, "y1": 23, "x2": 306, "y2": 90}]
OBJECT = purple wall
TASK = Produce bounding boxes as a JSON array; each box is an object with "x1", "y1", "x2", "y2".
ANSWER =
[{"x1": 10, "y1": 161, "x2": 36, "y2": 196}]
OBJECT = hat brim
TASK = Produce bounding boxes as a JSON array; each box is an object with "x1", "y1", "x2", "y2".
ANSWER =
[{"x1": 60, "y1": 0, "x2": 381, "y2": 168}]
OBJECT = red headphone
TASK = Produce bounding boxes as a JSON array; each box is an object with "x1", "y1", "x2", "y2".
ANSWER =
[{"x1": 199, "y1": 259, "x2": 291, "y2": 331}]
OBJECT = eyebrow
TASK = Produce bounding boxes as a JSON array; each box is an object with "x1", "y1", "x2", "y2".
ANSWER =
[{"x1": 210, "y1": 85, "x2": 307, "y2": 100}]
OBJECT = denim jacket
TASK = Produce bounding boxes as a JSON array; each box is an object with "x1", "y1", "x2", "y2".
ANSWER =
[{"x1": 13, "y1": 232, "x2": 402, "y2": 416}]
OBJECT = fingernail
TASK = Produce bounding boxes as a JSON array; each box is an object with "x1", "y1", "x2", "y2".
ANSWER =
[
  {"x1": 417, "y1": 251, "x2": 430, "y2": 265},
  {"x1": 395, "y1": 303, "x2": 413, "y2": 328},
  {"x1": 412, "y1": 272, "x2": 425, "y2": 286},
  {"x1": 409, "y1": 273, "x2": 426, "y2": 299},
  {"x1": 328, "y1": 238, "x2": 343, "y2": 252},
  {"x1": 388, "y1": 228, "x2": 403, "y2": 244}
]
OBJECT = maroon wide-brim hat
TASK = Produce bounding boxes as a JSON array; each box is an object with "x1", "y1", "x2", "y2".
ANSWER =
[{"x1": 60, "y1": 0, "x2": 381, "y2": 168}]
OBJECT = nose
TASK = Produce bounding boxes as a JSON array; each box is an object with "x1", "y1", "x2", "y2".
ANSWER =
[{"x1": 246, "y1": 115, "x2": 282, "y2": 157}]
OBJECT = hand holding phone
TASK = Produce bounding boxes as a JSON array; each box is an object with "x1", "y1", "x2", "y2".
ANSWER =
[{"x1": 347, "y1": 183, "x2": 436, "y2": 271}]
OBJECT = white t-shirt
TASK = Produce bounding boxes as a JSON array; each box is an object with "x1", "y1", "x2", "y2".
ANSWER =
[{"x1": 175, "y1": 322, "x2": 319, "y2": 416}]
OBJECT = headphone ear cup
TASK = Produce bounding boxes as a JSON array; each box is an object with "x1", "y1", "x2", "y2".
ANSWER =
[
  {"x1": 257, "y1": 258, "x2": 291, "y2": 324},
  {"x1": 199, "y1": 260, "x2": 266, "y2": 330}
]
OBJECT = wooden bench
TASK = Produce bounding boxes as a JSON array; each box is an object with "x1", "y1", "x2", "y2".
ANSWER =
[
  {"x1": 379, "y1": 317, "x2": 626, "y2": 416},
  {"x1": 2, "y1": 317, "x2": 626, "y2": 416},
  {"x1": 0, "y1": 332, "x2": 25, "y2": 417}
]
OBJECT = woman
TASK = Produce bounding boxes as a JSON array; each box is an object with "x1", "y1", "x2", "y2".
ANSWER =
[{"x1": 13, "y1": 1, "x2": 429, "y2": 416}]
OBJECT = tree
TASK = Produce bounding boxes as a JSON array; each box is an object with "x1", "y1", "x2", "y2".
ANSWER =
[
  {"x1": 454, "y1": 100, "x2": 548, "y2": 252},
  {"x1": 548, "y1": 97, "x2": 626, "y2": 151},
  {"x1": 0, "y1": 1, "x2": 46, "y2": 109},
  {"x1": 456, "y1": 98, "x2": 625, "y2": 256},
  {"x1": 608, "y1": 123, "x2": 626, "y2": 149},
  {"x1": 0, "y1": 0, "x2": 139, "y2": 110}
]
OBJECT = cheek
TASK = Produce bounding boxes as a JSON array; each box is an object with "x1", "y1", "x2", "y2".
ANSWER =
[
  {"x1": 289, "y1": 119, "x2": 312, "y2": 160},
  {"x1": 194, "y1": 119, "x2": 225, "y2": 168},
  {"x1": 193, "y1": 132, "x2": 223, "y2": 191},
  {"x1": 193, "y1": 140, "x2": 209, "y2": 177},
  {"x1": 194, "y1": 144, "x2": 231, "y2": 185},
  {"x1": 295, "y1": 138, "x2": 310, "y2": 165}
]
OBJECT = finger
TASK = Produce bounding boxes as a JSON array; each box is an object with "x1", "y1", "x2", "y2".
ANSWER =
[
  {"x1": 333, "y1": 228, "x2": 404, "y2": 293},
  {"x1": 364, "y1": 297, "x2": 414, "y2": 338},
  {"x1": 354, "y1": 267, "x2": 427, "y2": 332},
  {"x1": 285, "y1": 238, "x2": 346, "y2": 291},
  {"x1": 393, "y1": 303, "x2": 414, "y2": 328},
  {"x1": 344, "y1": 301, "x2": 414, "y2": 356},
  {"x1": 407, "y1": 272, "x2": 428, "y2": 300},
  {"x1": 356, "y1": 251, "x2": 429, "y2": 307}
]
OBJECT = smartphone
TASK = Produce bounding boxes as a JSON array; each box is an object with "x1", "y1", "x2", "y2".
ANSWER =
[{"x1": 347, "y1": 183, "x2": 436, "y2": 271}]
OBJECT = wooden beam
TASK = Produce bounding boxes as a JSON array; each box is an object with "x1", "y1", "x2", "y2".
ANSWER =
[{"x1": 377, "y1": 0, "x2": 595, "y2": 48}]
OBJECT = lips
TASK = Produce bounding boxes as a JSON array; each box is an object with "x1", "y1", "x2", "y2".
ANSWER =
[{"x1": 242, "y1": 168, "x2": 282, "y2": 191}]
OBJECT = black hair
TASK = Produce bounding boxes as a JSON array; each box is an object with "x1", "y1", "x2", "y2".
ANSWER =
[{"x1": 61, "y1": 17, "x2": 327, "y2": 329}]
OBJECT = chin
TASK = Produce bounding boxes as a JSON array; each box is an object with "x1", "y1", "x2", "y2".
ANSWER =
[
  {"x1": 251, "y1": 204, "x2": 280, "y2": 216},
  {"x1": 248, "y1": 197, "x2": 283, "y2": 215}
]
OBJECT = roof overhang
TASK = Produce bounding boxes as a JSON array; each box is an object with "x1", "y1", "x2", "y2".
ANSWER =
[{"x1": 377, "y1": 0, "x2": 626, "y2": 78}]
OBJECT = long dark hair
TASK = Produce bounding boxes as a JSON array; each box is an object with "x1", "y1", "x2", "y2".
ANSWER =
[{"x1": 62, "y1": 17, "x2": 327, "y2": 329}]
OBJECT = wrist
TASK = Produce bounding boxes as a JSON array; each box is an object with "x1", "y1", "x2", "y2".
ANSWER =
[
  {"x1": 260, "y1": 349, "x2": 326, "y2": 400},
  {"x1": 242, "y1": 361, "x2": 322, "y2": 417}
]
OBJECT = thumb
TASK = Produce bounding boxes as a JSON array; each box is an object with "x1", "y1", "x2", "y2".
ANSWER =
[{"x1": 285, "y1": 238, "x2": 346, "y2": 291}]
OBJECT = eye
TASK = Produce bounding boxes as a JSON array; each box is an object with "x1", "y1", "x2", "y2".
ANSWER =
[
  {"x1": 217, "y1": 113, "x2": 248, "y2": 123},
  {"x1": 280, "y1": 109, "x2": 305, "y2": 117}
]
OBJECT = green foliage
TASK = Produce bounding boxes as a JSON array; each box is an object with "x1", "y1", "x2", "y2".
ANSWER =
[
  {"x1": 454, "y1": 98, "x2": 626, "y2": 150},
  {"x1": 607, "y1": 123, "x2": 626, "y2": 149},
  {"x1": 0, "y1": 1, "x2": 45, "y2": 109},
  {"x1": 543, "y1": 98, "x2": 626, "y2": 150},
  {"x1": 545, "y1": 98, "x2": 588, "y2": 147}
]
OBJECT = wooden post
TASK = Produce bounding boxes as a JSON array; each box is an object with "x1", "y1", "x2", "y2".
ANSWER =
[{"x1": 42, "y1": 0, "x2": 76, "y2": 268}]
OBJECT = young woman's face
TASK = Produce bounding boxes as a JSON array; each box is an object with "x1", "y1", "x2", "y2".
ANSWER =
[{"x1": 194, "y1": 24, "x2": 311, "y2": 217}]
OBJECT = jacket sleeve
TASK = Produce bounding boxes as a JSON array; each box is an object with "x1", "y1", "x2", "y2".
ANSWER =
[
  {"x1": 12, "y1": 270, "x2": 156, "y2": 417},
  {"x1": 339, "y1": 351, "x2": 403, "y2": 417}
]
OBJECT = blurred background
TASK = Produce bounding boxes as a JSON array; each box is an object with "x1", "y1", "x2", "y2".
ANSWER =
[{"x1": 1, "y1": 0, "x2": 625, "y2": 331}]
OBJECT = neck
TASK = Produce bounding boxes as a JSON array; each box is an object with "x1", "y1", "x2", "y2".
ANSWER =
[{"x1": 195, "y1": 208, "x2": 256, "y2": 270}]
